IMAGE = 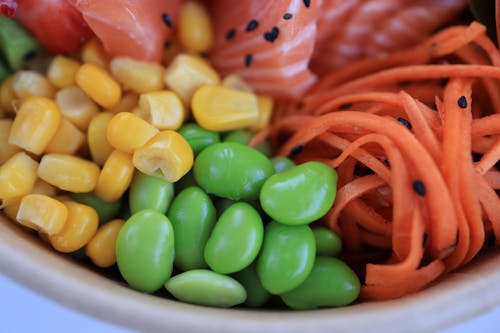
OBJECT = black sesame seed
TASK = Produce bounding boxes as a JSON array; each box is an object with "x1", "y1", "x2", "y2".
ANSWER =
[
  {"x1": 339, "y1": 102, "x2": 352, "y2": 110},
  {"x1": 283, "y1": 13, "x2": 293, "y2": 20},
  {"x1": 382, "y1": 158, "x2": 390, "y2": 167},
  {"x1": 23, "y1": 50, "x2": 37, "y2": 61},
  {"x1": 422, "y1": 233, "x2": 428, "y2": 248},
  {"x1": 264, "y1": 26, "x2": 280, "y2": 43},
  {"x1": 290, "y1": 145, "x2": 304, "y2": 156},
  {"x1": 244, "y1": 54, "x2": 253, "y2": 67},
  {"x1": 412, "y1": 180, "x2": 426, "y2": 196},
  {"x1": 303, "y1": 0, "x2": 311, "y2": 8},
  {"x1": 246, "y1": 19, "x2": 259, "y2": 32},
  {"x1": 226, "y1": 28, "x2": 236, "y2": 40},
  {"x1": 457, "y1": 95, "x2": 467, "y2": 109},
  {"x1": 397, "y1": 117, "x2": 412, "y2": 130},
  {"x1": 162, "y1": 13, "x2": 172, "y2": 28}
]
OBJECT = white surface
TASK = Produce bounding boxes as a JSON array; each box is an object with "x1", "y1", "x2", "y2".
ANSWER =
[{"x1": 0, "y1": 272, "x2": 499, "y2": 333}]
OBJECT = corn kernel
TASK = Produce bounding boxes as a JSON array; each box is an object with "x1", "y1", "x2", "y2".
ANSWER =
[
  {"x1": 106, "y1": 92, "x2": 138, "y2": 114},
  {"x1": 87, "y1": 112, "x2": 115, "y2": 165},
  {"x1": 192, "y1": 85, "x2": 259, "y2": 131},
  {"x1": 137, "y1": 90, "x2": 185, "y2": 130},
  {"x1": 163, "y1": 53, "x2": 220, "y2": 105},
  {"x1": 8, "y1": 96, "x2": 61, "y2": 154},
  {"x1": 247, "y1": 95, "x2": 274, "y2": 132},
  {"x1": 107, "y1": 112, "x2": 159, "y2": 153},
  {"x1": 0, "y1": 119, "x2": 22, "y2": 164},
  {"x1": 16, "y1": 194, "x2": 67, "y2": 235},
  {"x1": 46, "y1": 55, "x2": 81, "y2": 89},
  {"x1": 12, "y1": 70, "x2": 56, "y2": 99},
  {"x1": 1, "y1": 178, "x2": 58, "y2": 216},
  {"x1": 133, "y1": 130, "x2": 193, "y2": 182},
  {"x1": 222, "y1": 74, "x2": 253, "y2": 92},
  {"x1": 55, "y1": 86, "x2": 100, "y2": 130},
  {"x1": 45, "y1": 118, "x2": 86, "y2": 155},
  {"x1": 95, "y1": 150, "x2": 134, "y2": 202},
  {"x1": 0, "y1": 76, "x2": 16, "y2": 114},
  {"x1": 0, "y1": 152, "x2": 38, "y2": 200},
  {"x1": 80, "y1": 37, "x2": 110, "y2": 69},
  {"x1": 38, "y1": 154, "x2": 100, "y2": 193},
  {"x1": 178, "y1": 1, "x2": 213, "y2": 53},
  {"x1": 110, "y1": 57, "x2": 165, "y2": 94},
  {"x1": 75, "y1": 63, "x2": 121, "y2": 108},
  {"x1": 86, "y1": 219, "x2": 124, "y2": 267}
]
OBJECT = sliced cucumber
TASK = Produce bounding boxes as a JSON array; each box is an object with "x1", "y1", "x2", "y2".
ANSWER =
[{"x1": 0, "y1": 15, "x2": 41, "y2": 71}]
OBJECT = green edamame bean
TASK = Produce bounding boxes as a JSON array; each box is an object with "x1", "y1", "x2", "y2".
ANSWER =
[
  {"x1": 116, "y1": 209, "x2": 175, "y2": 293},
  {"x1": 167, "y1": 186, "x2": 216, "y2": 270},
  {"x1": 281, "y1": 256, "x2": 360, "y2": 310},
  {"x1": 260, "y1": 161, "x2": 338, "y2": 225},
  {"x1": 224, "y1": 129, "x2": 272, "y2": 157},
  {"x1": 256, "y1": 221, "x2": 316, "y2": 294},
  {"x1": 271, "y1": 156, "x2": 295, "y2": 173},
  {"x1": 129, "y1": 171, "x2": 174, "y2": 215},
  {"x1": 178, "y1": 123, "x2": 220, "y2": 155},
  {"x1": 70, "y1": 191, "x2": 121, "y2": 224},
  {"x1": 232, "y1": 264, "x2": 270, "y2": 307},
  {"x1": 313, "y1": 227, "x2": 342, "y2": 256},
  {"x1": 204, "y1": 202, "x2": 263, "y2": 274},
  {"x1": 165, "y1": 269, "x2": 246, "y2": 307},
  {"x1": 194, "y1": 142, "x2": 274, "y2": 200}
]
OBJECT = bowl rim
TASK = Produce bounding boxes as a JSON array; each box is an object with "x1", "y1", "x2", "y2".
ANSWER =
[{"x1": 1, "y1": 214, "x2": 499, "y2": 333}]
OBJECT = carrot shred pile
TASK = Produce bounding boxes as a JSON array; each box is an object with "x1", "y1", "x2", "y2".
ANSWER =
[{"x1": 251, "y1": 21, "x2": 500, "y2": 301}]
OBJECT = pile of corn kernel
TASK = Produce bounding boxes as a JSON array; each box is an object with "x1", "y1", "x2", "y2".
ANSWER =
[{"x1": 0, "y1": 1, "x2": 273, "y2": 268}]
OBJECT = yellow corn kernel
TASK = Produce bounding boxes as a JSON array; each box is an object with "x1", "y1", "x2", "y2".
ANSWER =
[
  {"x1": 107, "y1": 112, "x2": 159, "y2": 153},
  {"x1": 8, "y1": 96, "x2": 61, "y2": 154},
  {"x1": 87, "y1": 112, "x2": 114, "y2": 165},
  {"x1": 80, "y1": 37, "x2": 110, "y2": 69},
  {"x1": 75, "y1": 63, "x2": 121, "y2": 108},
  {"x1": 247, "y1": 95, "x2": 274, "y2": 132},
  {"x1": 0, "y1": 119, "x2": 22, "y2": 164},
  {"x1": 163, "y1": 53, "x2": 220, "y2": 105},
  {"x1": 38, "y1": 154, "x2": 100, "y2": 193},
  {"x1": 178, "y1": 1, "x2": 213, "y2": 53},
  {"x1": 110, "y1": 57, "x2": 165, "y2": 94},
  {"x1": 12, "y1": 70, "x2": 56, "y2": 99},
  {"x1": 55, "y1": 86, "x2": 99, "y2": 130},
  {"x1": 48, "y1": 200, "x2": 99, "y2": 253},
  {"x1": 86, "y1": 219, "x2": 124, "y2": 267},
  {"x1": 16, "y1": 194, "x2": 67, "y2": 235},
  {"x1": 106, "y1": 92, "x2": 138, "y2": 114},
  {"x1": 137, "y1": 90, "x2": 185, "y2": 130},
  {"x1": 95, "y1": 150, "x2": 134, "y2": 202},
  {"x1": 133, "y1": 130, "x2": 193, "y2": 182},
  {"x1": 45, "y1": 118, "x2": 86, "y2": 155},
  {"x1": 0, "y1": 76, "x2": 16, "y2": 114},
  {"x1": 191, "y1": 85, "x2": 259, "y2": 131},
  {"x1": 0, "y1": 152, "x2": 38, "y2": 200},
  {"x1": 46, "y1": 55, "x2": 81, "y2": 89},
  {"x1": 222, "y1": 74, "x2": 253, "y2": 93},
  {"x1": 1, "y1": 178, "x2": 58, "y2": 217}
]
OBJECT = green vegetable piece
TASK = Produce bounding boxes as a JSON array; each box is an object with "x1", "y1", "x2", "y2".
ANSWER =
[
  {"x1": 116, "y1": 209, "x2": 175, "y2": 293},
  {"x1": 256, "y1": 221, "x2": 316, "y2": 294},
  {"x1": 232, "y1": 264, "x2": 270, "y2": 307},
  {"x1": 204, "y1": 202, "x2": 263, "y2": 274},
  {"x1": 224, "y1": 129, "x2": 272, "y2": 157},
  {"x1": 129, "y1": 171, "x2": 174, "y2": 215},
  {"x1": 178, "y1": 122, "x2": 220, "y2": 155},
  {"x1": 194, "y1": 142, "x2": 274, "y2": 200},
  {"x1": 313, "y1": 227, "x2": 342, "y2": 257},
  {"x1": 260, "y1": 161, "x2": 338, "y2": 225},
  {"x1": 70, "y1": 191, "x2": 121, "y2": 224},
  {"x1": 0, "y1": 16, "x2": 41, "y2": 71},
  {"x1": 167, "y1": 186, "x2": 216, "y2": 270},
  {"x1": 165, "y1": 269, "x2": 246, "y2": 307},
  {"x1": 271, "y1": 156, "x2": 295, "y2": 173},
  {"x1": 281, "y1": 256, "x2": 360, "y2": 310}
]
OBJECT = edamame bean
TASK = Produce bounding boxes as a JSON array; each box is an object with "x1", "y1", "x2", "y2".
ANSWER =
[
  {"x1": 224, "y1": 129, "x2": 272, "y2": 157},
  {"x1": 271, "y1": 156, "x2": 295, "y2": 173},
  {"x1": 116, "y1": 209, "x2": 174, "y2": 293},
  {"x1": 165, "y1": 269, "x2": 246, "y2": 307},
  {"x1": 178, "y1": 123, "x2": 220, "y2": 155},
  {"x1": 167, "y1": 186, "x2": 216, "y2": 270},
  {"x1": 194, "y1": 142, "x2": 274, "y2": 200},
  {"x1": 204, "y1": 202, "x2": 263, "y2": 274},
  {"x1": 70, "y1": 191, "x2": 121, "y2": 224},
  {"x1": 233, "y1": 264, "x2": 270, "y2": 307},
  {"x1": 260, "y1": 161, "x2": 337, "y2": 225},
  {"x1": 281, "y1": 256, "x2": 360, "y2": 310},
  {"x1": 256, "y1": 221, "x2": 316, "y2": 294},
  {"x1": 128, "y1": 171, "x2": 174, "y2": 215},
  {"x1": 313, "y1": 227, "x2": 342, "y2": 256}
]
